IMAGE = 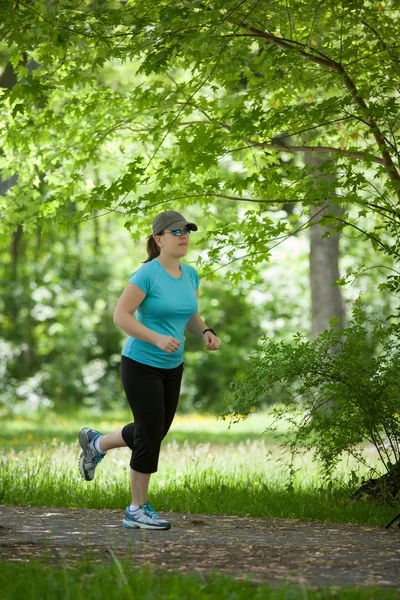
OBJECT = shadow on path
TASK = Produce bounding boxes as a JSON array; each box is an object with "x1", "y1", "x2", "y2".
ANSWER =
[{"x1": 1, "y1": 505, "x2": 399, "y2": 589}]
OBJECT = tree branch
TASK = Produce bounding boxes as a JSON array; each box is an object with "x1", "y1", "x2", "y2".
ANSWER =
[
  {"x1": 236, "y1": 23, "x2": 400, "y2": 199},
  {"x1": 165, "y1": 192, "x2": 300, "y2": 204},
  {"x1": 244, "y1": 139, "x2": 385, "y2": 165},
  {"x1": 178, "y1": 120, "x2": 385, "y2": 165},
  {"x1": 327, "y1": 216, "x2": 390, "y2": 253},
  {"x1": 201, "y1": 203, "x2": 329, "y2": 277}
]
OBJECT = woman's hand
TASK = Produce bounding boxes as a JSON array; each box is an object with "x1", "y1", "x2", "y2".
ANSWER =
[
  {"x1": 155, "y1": 334, "x2": 182, "y2": 354},
  {"x1": 203, "y1": 331, "x2": 220, "y2": 351}
]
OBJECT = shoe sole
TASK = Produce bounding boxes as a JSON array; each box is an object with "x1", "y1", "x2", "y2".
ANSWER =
[
  {"x1": 78, "y1": 428, "x2": 93, "y2": 481},
  {"x1": 79, "y1": 428, "x2": 90, "y2": 451},
  {"x1": 122, "y1": 518, "x2": 171, "y2": 530}
]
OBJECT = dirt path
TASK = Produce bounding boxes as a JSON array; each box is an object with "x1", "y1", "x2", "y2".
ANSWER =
[{"x1": 1, "y1": 505, "x2": 399, "y2": 589}]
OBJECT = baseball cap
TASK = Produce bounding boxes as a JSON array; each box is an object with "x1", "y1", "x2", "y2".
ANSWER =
[{"x1": 152, "y1": 211, "x2": 198, "y2": 236}]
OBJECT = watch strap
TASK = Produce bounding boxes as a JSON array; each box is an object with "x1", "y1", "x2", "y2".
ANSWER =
[{"x1": 202, "y1": 328, "x2": 217, "y2": 336}]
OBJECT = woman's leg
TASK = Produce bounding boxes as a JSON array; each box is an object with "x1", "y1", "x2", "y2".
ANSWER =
[
  {"x1": 162, "y1": 362, "x2": 184, "y2": 439},
  {"x1": 119, "y1": 358, "x2": 184, "y2": 529},
  {"x1": 98, "y1": 428, "x2": 127, "y2": 451},
  {"x1": 128, "y1": 362, "x2": 182, "y2": 505},
  {"x1": 120, "y1": 357, "x2": 166, "y2": 500},
  {"x1": 130, "y1": 469, "x2": 151, "y2": 506}
]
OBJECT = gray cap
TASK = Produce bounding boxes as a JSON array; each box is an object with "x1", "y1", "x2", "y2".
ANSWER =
[{"x1": 152, "y1": 210, "x2": 198, "y2": 236}]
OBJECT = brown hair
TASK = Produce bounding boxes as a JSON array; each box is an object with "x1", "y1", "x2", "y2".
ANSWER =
[{"x1": 143, "y1": 234, "x2": 161, "y2": 263}]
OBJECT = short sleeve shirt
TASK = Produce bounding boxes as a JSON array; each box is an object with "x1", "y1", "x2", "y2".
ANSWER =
[{"x1": 121, "y1": 258, "x2": 199, "y2": 368}]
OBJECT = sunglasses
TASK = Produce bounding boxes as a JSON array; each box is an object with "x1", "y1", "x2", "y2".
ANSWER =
[{"x1": 164, "y1": 228, "x2": 191, "y2": 237}]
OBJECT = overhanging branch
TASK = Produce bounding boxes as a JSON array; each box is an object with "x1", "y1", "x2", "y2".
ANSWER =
[
  {"x1": 235, "y1": 22, "x2": 400, "y2": 199},
  {"x1": 244, "y1": 139, "x2": 385, "y2": 165},
  {"x1": 178, "y1": 121, "x2": 385, "y2": 165},
  {"x1": 165, "y1": 192, "x2": 299, "y2": 204}
]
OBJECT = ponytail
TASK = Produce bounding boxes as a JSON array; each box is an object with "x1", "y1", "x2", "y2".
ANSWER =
[{"x1": 143, "y1": 234, "x2": 161, "y2": 263}]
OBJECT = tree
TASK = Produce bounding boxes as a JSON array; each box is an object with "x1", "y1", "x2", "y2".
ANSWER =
[{"x1": 1, "y1": 1, "x2": 399, "y2": 278}]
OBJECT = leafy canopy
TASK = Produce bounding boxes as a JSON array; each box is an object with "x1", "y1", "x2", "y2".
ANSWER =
[{"x1": 1, "y1": 0, "x2": 400, "y2": 282}]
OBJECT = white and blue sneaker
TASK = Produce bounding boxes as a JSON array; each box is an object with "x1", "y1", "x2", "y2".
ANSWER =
[
  {"x1": 79, "y1": 427, "x2": 106, "y2": 481},
  {"x1": 122, "y1": 502, "x2": 171, "y2": 530}
]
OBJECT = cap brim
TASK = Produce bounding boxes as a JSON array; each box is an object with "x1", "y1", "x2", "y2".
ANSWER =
[{"x1": 168, "y1": 220, "x2": 198, "y2": 232}]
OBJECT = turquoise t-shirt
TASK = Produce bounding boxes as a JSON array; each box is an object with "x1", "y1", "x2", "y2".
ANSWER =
[{"x1": 121, "y1": 258, "x2": 199, "y2": 368}]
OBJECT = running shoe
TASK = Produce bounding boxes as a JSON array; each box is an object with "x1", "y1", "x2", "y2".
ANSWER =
[
  {"x1": 122, "y1": 504, "x2": 171, "y2": 530},
  {"x1": 79, "y1": 427, "x2": 106, "y2": 481}
]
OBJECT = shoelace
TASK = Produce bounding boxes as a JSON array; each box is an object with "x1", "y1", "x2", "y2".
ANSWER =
[
  {"x1": 143, "y1": 501, "x2": 161, "y2": 520},
  {"x1": 93, "y1": 453, "x2": 105, "y2": 466}
]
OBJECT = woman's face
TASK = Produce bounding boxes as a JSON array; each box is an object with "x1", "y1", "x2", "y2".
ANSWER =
[{"x1": 155, "y1": 228, "x2": 191, "y2": 257}]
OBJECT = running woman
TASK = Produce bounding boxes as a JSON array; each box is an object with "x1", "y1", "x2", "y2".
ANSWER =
[{"x1": 78, "y1": 210, "x2": 220, "y2": 530}]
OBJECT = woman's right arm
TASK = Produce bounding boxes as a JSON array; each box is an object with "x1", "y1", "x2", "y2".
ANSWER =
[{"x1": 113, "y1": 283, "x2": 181, "y2": 353}]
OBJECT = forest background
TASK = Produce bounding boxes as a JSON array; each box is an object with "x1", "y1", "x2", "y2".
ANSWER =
[{"x1": 0, "y1": 1, "x2": 399, "y2": 481}]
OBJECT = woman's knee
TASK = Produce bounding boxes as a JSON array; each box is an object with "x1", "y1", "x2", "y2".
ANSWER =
[
  {"x1": 135, "y1": 422, "x2": 164, "y2": 445},
  {"x1": 121, "y1": 423, "x2": 135, "y2": 450}
]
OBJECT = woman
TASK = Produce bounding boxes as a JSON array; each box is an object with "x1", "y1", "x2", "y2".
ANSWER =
[{"x1": 78, "y1": 210, "x2": 220, "y2": 530}]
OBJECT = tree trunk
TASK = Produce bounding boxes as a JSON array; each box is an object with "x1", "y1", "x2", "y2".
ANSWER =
[
  {"x1": 305, "y1": 150, "x2": 346, "y2": 338},
  {"x1": 309, "y1": 201, "x2": 345, "y2": 338},
  {"x1": 352, "y1": 461, "x2": 400, "y2": 503}
]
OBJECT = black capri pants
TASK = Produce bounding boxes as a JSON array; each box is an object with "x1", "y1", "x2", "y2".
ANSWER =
[{"x1": 120, "y1": 355, "x2": 184, "y2": 473}]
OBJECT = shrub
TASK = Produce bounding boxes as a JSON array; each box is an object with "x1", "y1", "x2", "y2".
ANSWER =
[{"x1": 223, "y1": 301, "x2": 400, "y2": 480}]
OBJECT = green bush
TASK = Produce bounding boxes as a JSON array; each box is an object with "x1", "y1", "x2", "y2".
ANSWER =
[{"x1": 223, "y1": 301, "x2": 400, "y2": 479}]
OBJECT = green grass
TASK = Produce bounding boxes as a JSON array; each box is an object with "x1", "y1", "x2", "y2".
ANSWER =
[
  {"x1": 0, "y1": 408, "x2": 281, "y2": 451},
  {"x1": 1, "y1": 556, "x2": 398, "y2": 600},
  {"x1": 0, "y1": 451, "x2": 396, "y2": 526},
  {"x1": 1, "y1": 409, "x2": 398, "y2": 527}
]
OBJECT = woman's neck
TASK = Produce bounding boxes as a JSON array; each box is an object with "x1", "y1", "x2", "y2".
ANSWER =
[{"x1": 156, "y1": 254, "x2": 181, "y2": 272}]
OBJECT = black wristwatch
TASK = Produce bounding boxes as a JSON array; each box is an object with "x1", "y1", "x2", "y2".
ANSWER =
[{"x1": 202, "y1": 328, "x2": 217, "y2": 336}]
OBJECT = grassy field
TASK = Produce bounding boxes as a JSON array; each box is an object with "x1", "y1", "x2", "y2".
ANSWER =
[
  {"x1": 1, "y1": 408, "x2": 282, "y2": 450},
  {"x1": 0, "y1": 409, "x2": 397, "y2": 526}
]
